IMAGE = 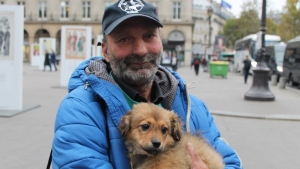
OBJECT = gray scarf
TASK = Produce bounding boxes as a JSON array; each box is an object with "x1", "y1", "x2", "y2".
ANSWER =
[{"x1": 85, "y1": 59, "x2": 178, "y2": 110}]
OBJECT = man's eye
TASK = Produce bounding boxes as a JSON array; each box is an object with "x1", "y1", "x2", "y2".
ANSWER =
[
  {"x1": 147, "y1": 34, "x2": 155, "y2": 38},
  {"x1": 119, "y1": 38, "x2": 128, "y2": 42},
  {"x1": 141, "y1": 124, "x2": 150, "y2": 131}
]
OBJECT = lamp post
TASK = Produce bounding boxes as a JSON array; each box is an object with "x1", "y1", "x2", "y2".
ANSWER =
[
  {"x1": 207, "y1": 6, "x2": 213, "y2": 49},
  {"x1": 244, "y1": 0, "x2": 275, "y2": 101},
  {"x1": 206, "y1": 6, "x2": 213, "y2": 60}
]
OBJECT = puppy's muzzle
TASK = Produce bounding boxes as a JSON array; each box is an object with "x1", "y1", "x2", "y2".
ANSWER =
[{"x1": 152, "y1": 140, "x2": 161, "y2": 149}]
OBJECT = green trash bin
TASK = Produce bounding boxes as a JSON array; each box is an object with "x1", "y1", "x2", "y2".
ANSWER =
[{"x1": 209, "y1": 61, "x2": 229, "y2": 78}]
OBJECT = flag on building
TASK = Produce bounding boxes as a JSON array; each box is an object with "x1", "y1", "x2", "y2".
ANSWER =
[{"x1": 220, "y1": 0, "x2": 232, "y2": 9}]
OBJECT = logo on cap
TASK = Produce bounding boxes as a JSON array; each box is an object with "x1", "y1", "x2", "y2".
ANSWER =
[{"x1": 118, "y1": 0, "x2": 144, "y2": 14}]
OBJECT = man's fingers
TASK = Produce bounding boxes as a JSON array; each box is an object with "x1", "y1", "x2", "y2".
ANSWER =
[
  {"x1": 187, "y1": 143, "x2": 198, "y2": 159},
  {"x1": 186, "y1": 143, "x2": 209, "y2": 169}
]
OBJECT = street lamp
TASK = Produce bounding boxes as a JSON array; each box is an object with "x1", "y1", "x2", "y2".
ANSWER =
[
  {"x1": 206, "y1": 6, "x2": 213, "y2": 60},
  {"x1": 207, "y1": 6, "x2": 213, "y2": 49},
  {"x1": 244, "y1": 0, "x2": 275, "y2": 101}
]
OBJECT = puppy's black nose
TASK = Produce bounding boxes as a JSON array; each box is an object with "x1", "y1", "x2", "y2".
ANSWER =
[{"x1": 152, "y1": 140, "x2": 161, "y2": 148}]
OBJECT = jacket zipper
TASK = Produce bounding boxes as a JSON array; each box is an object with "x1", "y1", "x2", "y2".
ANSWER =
[{"x1": 84, "y1": 81, "x2": 89, "y2": 90}]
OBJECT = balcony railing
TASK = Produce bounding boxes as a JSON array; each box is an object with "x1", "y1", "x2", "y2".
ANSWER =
[
  {"x1": 24, "y1": 14, "x2": 194, "y2": 25},
  {"x1": 25, "y1": 14, "x2": 102, "y2": 24}
]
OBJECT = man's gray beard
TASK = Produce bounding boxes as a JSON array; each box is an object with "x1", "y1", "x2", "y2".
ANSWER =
[{"x1": 108, "y1": 52, "x2": 162, "y2": 88}]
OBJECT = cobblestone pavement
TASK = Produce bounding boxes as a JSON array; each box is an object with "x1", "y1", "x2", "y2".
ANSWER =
[{"x1": 0, "y1": 63, "x2": 299, "y2": 169}]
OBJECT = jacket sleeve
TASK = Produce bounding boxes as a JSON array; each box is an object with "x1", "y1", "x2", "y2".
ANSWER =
[
  {"x1": 189, "y1": 95, "x2": 243, "y2": 169},
  {"x1": 52, "y1": 89, "x2": 113, "y2": 169}
]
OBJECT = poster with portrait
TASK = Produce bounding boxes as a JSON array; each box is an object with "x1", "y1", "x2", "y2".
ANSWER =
[
  {"x1": 65, "y1": 28, "x2": 87, "y2": 60},
  {"x1": 214, "y1": 36, "x2": 226, "y2": 56},
  {"x1": 0, "y1": 10, "x2": 14, "y2": 60},
  {"x1": 0, "y1": 5, "x2": 23, "y2": 110},
  {"x1": 38, "y1": 38, "x2": 56, "y2": 70},
  {"x1": 30, "y1": 43, "x2": 40, "y2": 66},
  {"x1": 60, "y1": 26, "x2": 91, "y2": 87}
]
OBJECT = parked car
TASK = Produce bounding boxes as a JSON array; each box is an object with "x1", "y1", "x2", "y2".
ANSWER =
[
  {"x1": 265, "y1": 42, "x2": 286, "y2": 81},
  {"x1": 282, "y1": 37, "x2": 300, "y2": 87}
]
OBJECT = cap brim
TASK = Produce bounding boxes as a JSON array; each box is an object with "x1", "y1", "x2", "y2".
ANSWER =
[{"x1": 104, "y1": 14, "x2": 163, "y2": 35}]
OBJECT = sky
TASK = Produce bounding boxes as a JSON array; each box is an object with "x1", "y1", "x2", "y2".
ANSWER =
[{"x1": 223, "y1": 0, "x2": 286, "y2": 17}]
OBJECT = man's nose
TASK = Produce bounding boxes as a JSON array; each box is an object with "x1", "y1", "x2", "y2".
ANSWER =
[{"x1": 132, "y1": 39, "x2": 147, "y2": 56}]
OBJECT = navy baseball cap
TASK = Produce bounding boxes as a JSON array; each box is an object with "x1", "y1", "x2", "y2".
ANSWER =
[{"x1": 102, "y1": 0, "x2": 163, "y2": 35}]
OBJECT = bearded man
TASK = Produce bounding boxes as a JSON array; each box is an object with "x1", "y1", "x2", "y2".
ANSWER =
[{"x1": 50, "y1": 1, "x2": 243, "y2": 169}]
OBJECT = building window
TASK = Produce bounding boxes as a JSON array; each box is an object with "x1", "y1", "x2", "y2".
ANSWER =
[
  {"x1": 173, "y1": 2, "x2": 181, "y2": 19},
  {"x1": 82, "y1": 1, "x2": 91, "y2": 18},
  {"x1": 38, "y1": 1, "x2": 47, "y2": 19},
  {"x1": 104, "y1": 1, "x2": 114, "y2": 8},
  {"x1": 17, "y1": 1, "x2": 26, "y2": 17},
  {"x1": 60, "y1": 1, "x2": 69, "y2": 18}
]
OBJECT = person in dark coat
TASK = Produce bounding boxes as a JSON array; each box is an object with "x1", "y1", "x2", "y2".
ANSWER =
[
  {"x1": 50, "y1": 49, "x2": 57, "y2": 71},
  {"x1": 243, "y1": 55, "x2": 251, "y2": 84},
  {"x1": 193, "y1": 56, "x2": 201, "y2": 75},
  {"x1": 44, "y1": 49, "x2": 52, "y2": 71}
]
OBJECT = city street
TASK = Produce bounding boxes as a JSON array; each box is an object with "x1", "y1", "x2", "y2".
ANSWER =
[{"x1": 0, "y1": 63, "x2": 299, "y2": 169}]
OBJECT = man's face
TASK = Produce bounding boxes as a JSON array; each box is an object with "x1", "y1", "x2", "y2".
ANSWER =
[{"x1": 102, "y1": 17, "x2": 163, "y2": 87}]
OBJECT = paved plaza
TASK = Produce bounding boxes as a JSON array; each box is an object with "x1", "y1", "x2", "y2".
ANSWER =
[{"x1": 0, "y1": 63, "x2": 300, "y2": 169}]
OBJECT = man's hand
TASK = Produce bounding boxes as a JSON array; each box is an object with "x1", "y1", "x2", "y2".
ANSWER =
[{"x1": 186, "y1": 143, "x2": 209, "y2": 169}]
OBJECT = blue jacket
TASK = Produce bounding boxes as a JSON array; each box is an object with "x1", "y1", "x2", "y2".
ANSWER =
[{"x1": 52, "y1": 57, "x2": 243, "y2": 169}]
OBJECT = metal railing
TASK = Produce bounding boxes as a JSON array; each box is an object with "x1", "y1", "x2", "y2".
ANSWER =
[{"x1": 24, "y1": 14, "x2": 194, "y2": 25}]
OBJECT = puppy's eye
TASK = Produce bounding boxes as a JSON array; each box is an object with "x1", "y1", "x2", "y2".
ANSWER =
[
  {"x1": 161, "y1": 127, "x2": 168, "y2": 134},
  {"x1": 141, "y1": 124, "x2": 150, "y2": 131}
]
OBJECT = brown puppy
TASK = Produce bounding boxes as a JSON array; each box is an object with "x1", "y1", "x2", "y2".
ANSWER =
[{"x1": 119, "y1": 103, "x2": 224, "y2": 169}]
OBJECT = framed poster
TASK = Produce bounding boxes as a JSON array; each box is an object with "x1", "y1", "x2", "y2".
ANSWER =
[
  {"x1": 65, "y1": 28, "x2": 87, "y2": 60},
  {"x1": 30, "y1": 43, "x2": 40, "y2": 66},
  {"x1": 39, "y1": 38, "x2": 56, "y2": 70},
  {"x1": 0, "y1": 10, "x2": 14, "y2": 60},
  {"x1": 0, "y1": 5, "x2": 23, "y2": 110},
  {"x1": 60, "y1": 26, "x2": 91, "y2": 87}
]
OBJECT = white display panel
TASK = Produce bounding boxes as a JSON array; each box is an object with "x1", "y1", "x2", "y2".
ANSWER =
[
  {"x1": 60, "y1": 26, "x2": 92, "y2": 87},
  {"x1": 0, "y1": 5, "x2": 24, "y2": 110},
  {"x1": 39, "y1": 38, "x2": 56, "y2": 71},
  {"x1": 96, "y1": 35, "x2": 103, "y2": 57},
  {"x1": 30, "y1": 43, "x2": 40, "y2": 66}
]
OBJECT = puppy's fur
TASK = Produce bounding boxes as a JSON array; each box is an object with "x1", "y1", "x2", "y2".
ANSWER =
[{"x1": 119, "y1": 103, "x2": 224, "y2": 169}]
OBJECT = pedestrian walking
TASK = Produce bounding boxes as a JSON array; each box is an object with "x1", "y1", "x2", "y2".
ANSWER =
[
  {"x1": 50, "y1": 1, "x2": 243, "y2": 169},
  {"x1": 201, "y1": 56, "x2": 208, "y2": 72},
  {"x1": 193, "y1": 56, "x2": 201, "y2": 75},
  {"x1": 43, "y1": 49, "x2": 52, "y2": 71},
  {"x1": 243, "y1": 55, "x2": 251, "y2": 84},
  {"x1": 50, "y1": 49, "x2": 57, "y2": 71}
]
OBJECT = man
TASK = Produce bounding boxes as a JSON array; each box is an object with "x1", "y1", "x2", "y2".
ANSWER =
[
  {"x1": 51, "y1": 1, "x2": 243, "y2": 169},
  {"x1": 243, "y1": 55, "x2": 251, "y2": 84},
  {"x1": 50, "y1": 49, "x2": 57, "y2": 71},
  {"x1": 193, "y1": 55, "x2": 201, "y2": 75}
]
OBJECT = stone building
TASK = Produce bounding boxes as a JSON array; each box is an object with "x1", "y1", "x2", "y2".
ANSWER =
[{"x1": 0, "y1": 0, "x2": 232, "y2": 65}]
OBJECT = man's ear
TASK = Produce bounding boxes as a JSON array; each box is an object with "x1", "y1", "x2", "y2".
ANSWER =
[{"x1": 101, "y1": 41, "x2": 109, "y2": 62}]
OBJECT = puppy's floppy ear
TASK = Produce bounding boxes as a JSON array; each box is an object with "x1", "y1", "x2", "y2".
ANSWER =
[
  {"x1": 170, "y1": 113, "x2": 183, "y2": 141},
  {"x1": 119, "y1": 111, "x2": 132, "y2": 137}
]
